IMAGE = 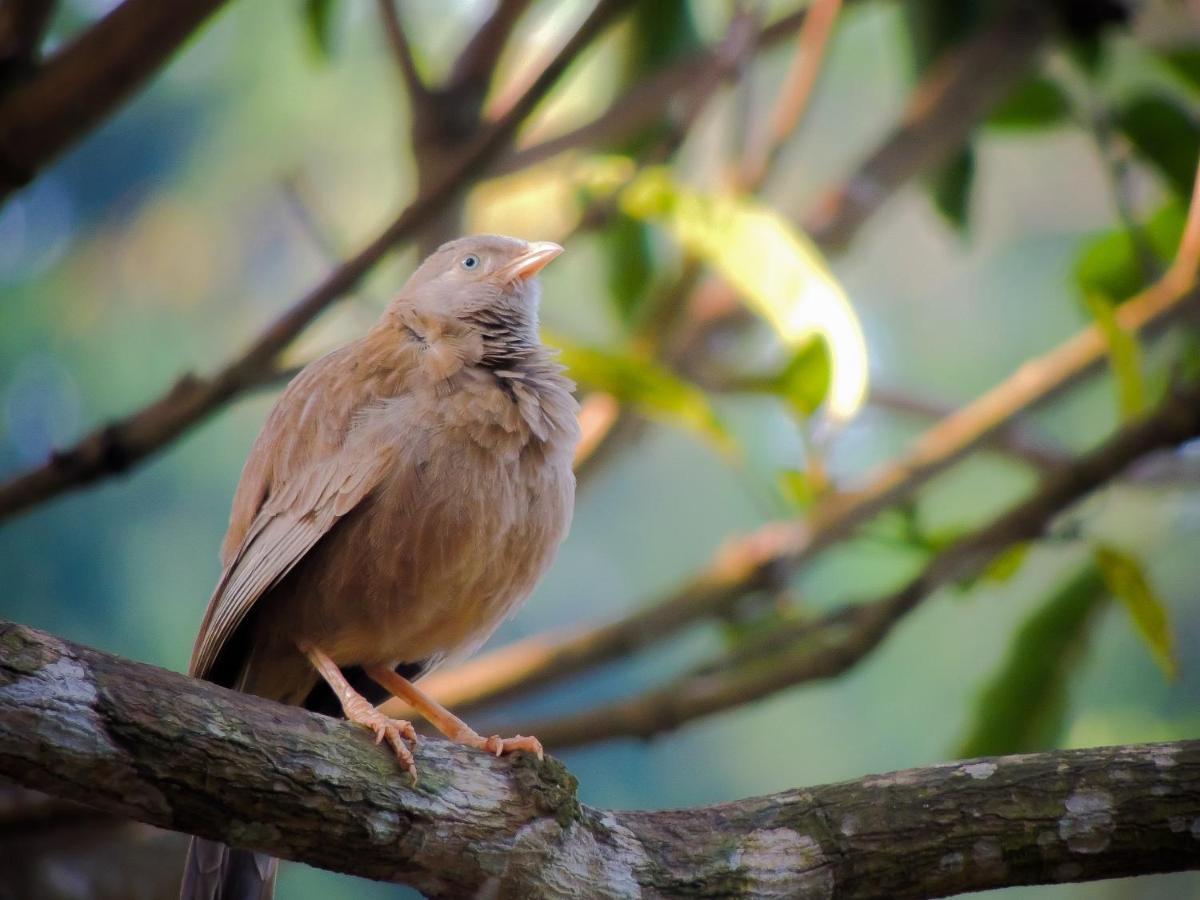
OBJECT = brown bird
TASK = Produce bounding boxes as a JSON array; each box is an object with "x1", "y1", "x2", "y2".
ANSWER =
[{"x1": 180, "y1": 235, "x2": 579, "y2": 900}]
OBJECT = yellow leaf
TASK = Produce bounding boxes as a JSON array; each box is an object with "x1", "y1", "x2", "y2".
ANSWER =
[
  {"x1": 619, "y1": 167, "x2": 868, "y2": 421},
  {"x1": 1094, "y1": 544, "x2": 1177, "y2": 680}
]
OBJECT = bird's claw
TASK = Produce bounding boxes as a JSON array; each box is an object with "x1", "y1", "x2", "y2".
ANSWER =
[
  {"x1": 346, "y1": 699, "x2": 419, "y2": 781},
  {"x1": 481, "y1": 733, "x2": 544, "y2": 760}
]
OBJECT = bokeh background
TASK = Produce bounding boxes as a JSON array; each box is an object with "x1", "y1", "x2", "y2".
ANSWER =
[{"x1": 1, "y1": 0, "x2": 1199, "y2": 897}]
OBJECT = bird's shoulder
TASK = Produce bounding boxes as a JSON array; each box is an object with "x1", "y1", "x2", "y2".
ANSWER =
[{"x1": 219, "y1": 336, "x2": 417, "y2": 563}]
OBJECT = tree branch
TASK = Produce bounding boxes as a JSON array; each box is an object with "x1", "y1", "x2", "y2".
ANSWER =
[
  {"x1": 0, "y1": 0, "x2": 54, "y2": 76},
  {"x1": 0, "y1": 0, "x2": 232, "y2": 202},
  {"x1": 0, "y1": 0, "x2": 634, "y2": 525},
  {"x1": 376, "y1": 0, "x2": 433, "y2": 116},
  {"x1": 804, "y1": 0, "x2": 1052, "y2": 249},
  {"x1": 1, "y1": 620, "x2": 1197, "y2": 899}
]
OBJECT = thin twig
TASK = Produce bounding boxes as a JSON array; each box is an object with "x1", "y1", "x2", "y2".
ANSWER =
[
  {"x1": 868, "y1": 386, "x2": 1072, "y2": 471},
  {"x1": 376, "y1": 0, "x2": 432, "y2": 114},
  {"x1": 738, "y1": 0, "x2": 843, "y2": 189},
  {"x1": 447, "y1": 0, "x2": 533, "y2": 97}
]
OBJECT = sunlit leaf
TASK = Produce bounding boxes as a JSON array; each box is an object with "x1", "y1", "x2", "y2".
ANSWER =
[
  {"x1": 1116, "y1": 94, "x2": 1200, "y2": 200},
  {"x1": 1074, "y1": 200, "x2": 1186, "y2": 301},
  {"x1": 957, "y1": 564, "x2": 1107, "y2": 757},
  {"x1": 1083, "y1": 293, "x2": 1146, "y2": 419},
  {"x1": 987, "y1": 77, "x2": 1071, "y2": 130},
  {"x1": 929, "y1": 147, "x2": 974, "y2": 231},
  {"x1": 304, "y1": 0, "x2": 337, "y2": 59},
  {"x1": 620, "y1": 168, "x2": 868, "y2": 421},
  {"x1": 548, "y1": 334, "x2": 733, "y2": 452},
  {"x1": 1093, "y1": 544, "x2": 1178, "y2": 680}
]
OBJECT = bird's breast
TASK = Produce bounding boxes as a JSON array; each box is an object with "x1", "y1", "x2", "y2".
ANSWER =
[{"x1": 280, "y1": 376, "x2": 577, "y2": 669}]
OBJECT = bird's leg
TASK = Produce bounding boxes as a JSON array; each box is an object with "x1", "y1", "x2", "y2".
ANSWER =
[
  {"x1": 300, "y1": 643, "x2": 419, "y2": 780},
  {"x1": 365, "y1": 665, "x2": 543, "y2": 760}
]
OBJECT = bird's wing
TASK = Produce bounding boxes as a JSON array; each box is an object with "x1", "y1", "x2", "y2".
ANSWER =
[{"x1": 189, "y1": 342, "x2": 401, "y2": 680}]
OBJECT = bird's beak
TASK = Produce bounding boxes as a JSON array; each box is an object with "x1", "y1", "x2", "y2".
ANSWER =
[{"x1": 496, "y1": 241, "x2": 563, "y2": 283}]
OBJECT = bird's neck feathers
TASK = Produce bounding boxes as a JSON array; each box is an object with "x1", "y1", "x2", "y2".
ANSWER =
[{"x1": 370, "y1": 305, "x2": 578, "y2": 442}]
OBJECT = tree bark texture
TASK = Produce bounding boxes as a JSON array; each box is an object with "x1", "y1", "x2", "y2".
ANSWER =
[{"x1": 1, "y1": 620, "x2": 1198, "y2": 898}]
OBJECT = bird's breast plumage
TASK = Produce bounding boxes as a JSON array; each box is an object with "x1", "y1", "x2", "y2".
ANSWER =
[{"x1": 256, "y1": 360, "x2": 579, "y2": 674}]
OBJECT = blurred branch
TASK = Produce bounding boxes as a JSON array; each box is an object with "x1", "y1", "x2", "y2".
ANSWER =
[
  {"x1": 0, "y1": 0, "x2": 635, "y2": 524},
  {"x1": 737, "y1": 0, "x2": 843, "y2": 189},
  {"x1": 804, "y1": 0, "x2": 1053, "y2": 249},
  {"x1": 0, "y1": 0, "x2": 54, "y2": 77},
  {"x1": 376, "y1": 0, "x2": 433, "y2": 117},
  {"x1": 519, "y1": 381, "x2": 1200, "y2": 748},
  {"x1": 868, "y1": 386, "x2": 1072, "y2": 472},
  {"x1": 447, "y1": 0, "x2": 532, "y2": 99},
  {"x1": 494, "y1": 5, "x2": 819, "y2": 176},
  {"x1": 0, "y1": 0, "x2": 232, "y2": 203},
  {"x1": 406, "y1": 276, "x2": 1200, "y2": 720},
  {"x1": 2, "y1": 619, "x2": 1198, "y2": 897}
]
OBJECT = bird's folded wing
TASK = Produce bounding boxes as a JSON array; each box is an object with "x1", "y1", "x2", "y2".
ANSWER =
[{"x1": 189, "y1": 442, "x2": 395, "y2": 679}]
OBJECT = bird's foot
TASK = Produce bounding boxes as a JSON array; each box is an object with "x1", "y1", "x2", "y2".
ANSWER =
[
  {"x1": 479, "y1": 733, "x2": 544, "y2": 760},
  {"x1": 344, "y1": 695, "x2": 419, "y2": 781}
]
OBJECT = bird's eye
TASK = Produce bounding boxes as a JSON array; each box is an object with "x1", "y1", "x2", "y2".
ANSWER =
[{"x1": 461, "y1": 254, "x2": 480, "y2": 270}]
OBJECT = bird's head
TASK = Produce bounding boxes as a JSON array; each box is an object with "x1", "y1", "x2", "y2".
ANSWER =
[{"x1": 389, "y1": 234, "x2": 562, "y2": 356}]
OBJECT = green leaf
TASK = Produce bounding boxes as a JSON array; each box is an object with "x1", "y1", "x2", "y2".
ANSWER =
[
  {"x1": 778, "y1": 468, "x2": 819, "y2": 510},
  {"x1": 929, "y1": 147, "x2": 974, "y2": 231},
  {"x1": 619, "y1": 168, "x2": 868, "y2": 421},
  {"x1": 304, "y1": 0, "x2": 337, "y2": 59},
  {"x1": 602, "y1": 216, "x2": 655, "y2": 326},
  {"x1": 1074, "y1": 200, "x2": 1186, "y2": 301},
  {"x1": 981, "y1": 542, "x2": 1031, "y2": 584},
  {"x1": 1116, "y1": 93, "x2": 1200, "y2": 200},
  {"x1": 549, "y1": 335, "x2": 732, "y2": 452},
  {"x1": 1083, "y1": 294, "x2": 1146, "y2": 419},
  {"x1": 1093, "y1": 544, "x2": 1178, "y2": 680},
  {"x1": 957, "y1": 564, "x2": 1107, "y2": 757},
  {"x1": 775, "y1": 336, "x2": 832, "y2": 418},
  {"x1": 1163, "y1": 49, "x2": 1200, "y2": 95},
  {"x1": 900, "y1": 0, "x2": 982, "y2": 73},
  {"x1": 987, "y1": 76, "x2": 1072, "y2": 130}
]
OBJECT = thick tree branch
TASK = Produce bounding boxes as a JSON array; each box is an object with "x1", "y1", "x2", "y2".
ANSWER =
[
  {"x1": 0, "y1": 0, "x2": 232, "y2": 202},
  {"x1": 0, "y1": 0, "x2": 634, "y2": 525},
  {"x1": 1, "y1": 620, "x2": 1197, "y2": 899}
]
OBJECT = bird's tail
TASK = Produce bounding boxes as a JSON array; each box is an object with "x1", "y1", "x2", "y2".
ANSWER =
[{"x1": 180, "y1": 836, "x2": 277, "y2": 900}]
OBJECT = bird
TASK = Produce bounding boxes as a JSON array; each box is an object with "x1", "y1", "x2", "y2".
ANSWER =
[{"x1": 179, "y1": 234, "x2": 580, "y2": 900}]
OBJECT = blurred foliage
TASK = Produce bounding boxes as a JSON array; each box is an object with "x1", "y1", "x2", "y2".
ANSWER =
[
  {"x1": 619, "y1": 167, "x2": 867, "y2": 420},
  {"x1": 551, "y1": 335, "x2": 732, "y2": 451},
  {"x1": 1083, "y1": 292, "x2": 1147, "y2": 419},
  {"x1": 1, "y1": 1, "x2": 1199, "y2": 898},
  {"x1": 958, "y1": 563, "x2": 1107, "y2": 758},
  {"x1": 1094, "y1": 544, "x2": 1178, "y2": 680}
]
